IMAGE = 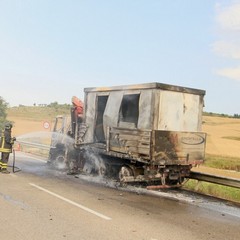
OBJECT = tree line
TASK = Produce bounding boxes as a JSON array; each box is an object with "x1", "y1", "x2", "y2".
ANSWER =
[{"x1": 204, "y1": 112, "x2": 240, "y2": 119}]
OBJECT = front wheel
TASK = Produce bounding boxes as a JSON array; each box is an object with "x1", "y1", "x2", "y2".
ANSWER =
[{"x1": 54, "y1": 154, "x2": 67, "y2": 170}]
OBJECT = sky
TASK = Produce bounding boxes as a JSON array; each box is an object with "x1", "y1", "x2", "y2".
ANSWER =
[{"x1": 0, "y1": 0, "x2": 240, "y2": 115}]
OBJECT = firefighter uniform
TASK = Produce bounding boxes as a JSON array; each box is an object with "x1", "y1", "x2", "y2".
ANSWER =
[{"x1": 0, "y1": 123, "x2": 16, "y2": 174}]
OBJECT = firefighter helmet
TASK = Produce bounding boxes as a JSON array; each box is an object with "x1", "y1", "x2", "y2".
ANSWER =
[{"x1": 4, "y1": 122, "x2": 12, "y2": 130}]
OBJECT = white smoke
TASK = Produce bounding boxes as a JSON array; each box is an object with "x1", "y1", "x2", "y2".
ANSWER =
[{"x1": 83, "y1": 148, "x2": 106, "y2": 176}]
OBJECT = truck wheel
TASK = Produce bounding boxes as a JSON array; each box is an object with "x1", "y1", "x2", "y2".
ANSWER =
[
  {"x1": 119, "y1": 166, "x2": 134, "y2": 183},
  {"x1": 54, "y1": 154, "x2": 66, "y2": 170}
]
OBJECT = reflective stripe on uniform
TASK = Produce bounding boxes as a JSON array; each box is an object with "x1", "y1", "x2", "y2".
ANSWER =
[
  {"x1": 1, "y1": 163, "x2": 7, "y2": 169},
  {"x1": 0, "y1": 135, "x2": 11, "y2": 153},
  {"x1": 0, "y1": 147, "x2": 11, "y2": 153}
]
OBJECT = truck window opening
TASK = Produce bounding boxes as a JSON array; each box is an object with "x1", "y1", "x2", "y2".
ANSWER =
[{"x1": 119, "y1": 94, "x2": 140, "y2": 126}]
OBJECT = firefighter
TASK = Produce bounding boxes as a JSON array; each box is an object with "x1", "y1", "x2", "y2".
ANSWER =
[{"x1": 0, "y1": 123, "x2": 16, "y2": 174}]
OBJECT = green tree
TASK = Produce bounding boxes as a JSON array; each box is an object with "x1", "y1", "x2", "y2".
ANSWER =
[{"x1": 0, "y1": 96, "x2": 8, "y2": 130}]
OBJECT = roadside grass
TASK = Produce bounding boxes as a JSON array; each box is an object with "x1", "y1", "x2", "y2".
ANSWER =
[
  {"x1": 186, "y1": 153, "x2": 240, "y2": 203},
  {"x1": 204, "y1": 154, "x2": 240, "y2": 171},
  {"x1": 183, "y1": 180, "x2": 240, "y2": 204}
]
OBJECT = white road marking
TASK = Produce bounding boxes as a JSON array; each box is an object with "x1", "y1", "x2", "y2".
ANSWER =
[{"x1": 29, "y1": 183, "x2": 112, "y2": 221}]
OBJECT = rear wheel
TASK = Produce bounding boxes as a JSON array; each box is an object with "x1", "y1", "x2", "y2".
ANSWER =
[{"x1": 119, "y1": 166, "x2": 134, "y2": 183}]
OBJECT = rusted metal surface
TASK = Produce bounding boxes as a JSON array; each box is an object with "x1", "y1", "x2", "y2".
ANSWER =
[
  {"x1": 107, "y1": 127, "x2": 206, "y2": 166},
  {"x1": 153, "y1": 131, "x2": 206, "y2": 165},
  {"x1": 189, "y1": 171, "x2": 240, "y2": 189}
]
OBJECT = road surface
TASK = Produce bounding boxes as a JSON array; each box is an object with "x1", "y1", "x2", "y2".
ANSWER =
[{"x1": 0, "y1": 152, "x2": 239, "y2": 240}]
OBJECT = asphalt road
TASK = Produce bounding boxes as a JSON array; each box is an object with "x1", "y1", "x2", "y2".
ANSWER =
[{"x1": 0, "y1": 152, "x2": 239, "y2": 240}]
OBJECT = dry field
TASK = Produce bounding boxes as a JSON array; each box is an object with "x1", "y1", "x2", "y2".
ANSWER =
[
  {"x1": 9, "y1": 117, "x2": 54, "y2": 137},
  {"x1": 202, "y1": 116, "x2": 240, "y2": 158},
  {"x1": 7, "y1": 107, "x2": 60, "y2": 137}
]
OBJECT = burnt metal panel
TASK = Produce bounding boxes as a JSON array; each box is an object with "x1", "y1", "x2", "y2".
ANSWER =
[
  {"x1": 84, "y1": 92, "x2": 97, "y2": 143},
  {"x1": 152, "y1": 130, "x2": 206, "y2": 165},
  {"x1": 109, "y1": 127, "x2": 152, "y2": 161},
  {"x1": 103, "y1": 91, "x2": 123, "y2": 134}
]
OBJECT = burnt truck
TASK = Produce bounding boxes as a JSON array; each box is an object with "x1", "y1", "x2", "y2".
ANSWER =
[{"x1": 49, "y1": 82, "x2": 206, "y2": 186}]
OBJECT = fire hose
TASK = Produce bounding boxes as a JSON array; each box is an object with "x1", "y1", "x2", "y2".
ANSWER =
[{"x1": 10, "y1": 149, "x2": 21, "y2": 173}]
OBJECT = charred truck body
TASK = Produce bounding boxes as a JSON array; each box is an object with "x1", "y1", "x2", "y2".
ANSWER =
[{"x1": 49, "y1": 82, "x2": 206, "y2": 186}]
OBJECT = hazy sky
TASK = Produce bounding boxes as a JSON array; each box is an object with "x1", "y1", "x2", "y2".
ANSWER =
[{"x1": 0, "y1": 0, "x2": 240, "y2": 115}]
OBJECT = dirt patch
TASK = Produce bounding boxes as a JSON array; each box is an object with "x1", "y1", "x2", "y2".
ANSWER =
[{"x1": 9, "y1": 117, "x2": 54, "y2": 137}]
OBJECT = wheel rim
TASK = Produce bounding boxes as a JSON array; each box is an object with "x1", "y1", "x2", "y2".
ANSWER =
[{"x1": 119, "y1": 166, "x2": 133, "y2": 182}]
